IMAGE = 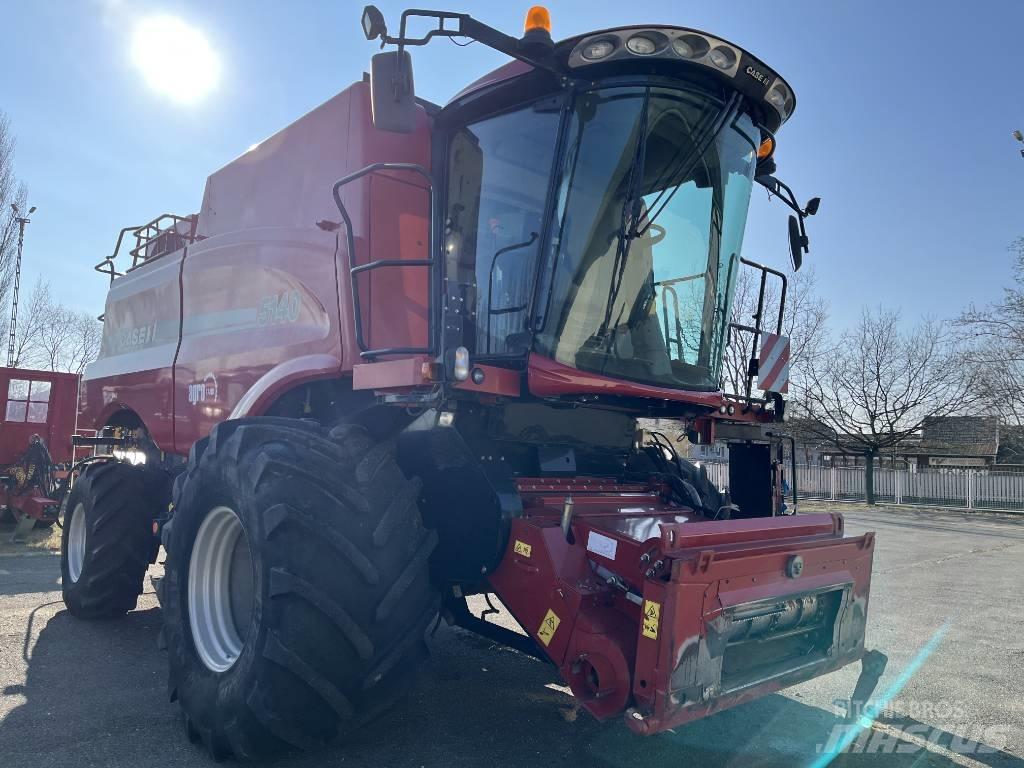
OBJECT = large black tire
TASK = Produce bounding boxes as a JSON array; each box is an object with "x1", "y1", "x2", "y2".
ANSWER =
[
  {"x1": 61, "y1": 462, "x2": 169, "y2": 618},
  {"x1": 163, "y1": 418, "x2": 439, "y2": 760}
]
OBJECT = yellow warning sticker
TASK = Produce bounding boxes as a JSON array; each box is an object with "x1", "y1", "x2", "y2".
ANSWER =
[
  {"x1": 642, "y1": 600, "x2": 661, "y2": 640},
  {"x1": 513, "y1": 540, "x2": 532, "y2": 558},
  {"x1": 537, "y1": 609, "x2": 561, "y2": 646}
]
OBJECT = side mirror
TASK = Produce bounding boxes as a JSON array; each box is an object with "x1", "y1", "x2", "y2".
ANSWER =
[
  {"x1": 370, "y1": 50, "x2": 416, "y2": 133},
  {"x1": 788, "y1": 215, "x2": 806, "y2": 271}
]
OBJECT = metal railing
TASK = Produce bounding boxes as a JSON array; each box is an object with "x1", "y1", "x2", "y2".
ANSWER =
[
  {"x1": 95, "y1": 213, "x2": 199, "y2": 284},
  {"x1": 698, "y1": 463, "x2": 1024, "y2": 513}
]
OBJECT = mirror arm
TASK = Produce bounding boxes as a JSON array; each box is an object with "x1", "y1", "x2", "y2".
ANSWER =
[
  {"x1": 378, "y1": 8, "x2": 563, "y2": 76},
  {"x1": 755, "y1": 174, "x2": 802, "y2": 217},
  {"x1": 389, "y1": 9, "x2": 466, "y2": 48},
  {"x1": 757, "y1": 173, "x2": 811, "y2": 252}
]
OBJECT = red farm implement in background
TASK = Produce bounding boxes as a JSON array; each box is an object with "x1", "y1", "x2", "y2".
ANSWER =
[{"x1": 0, "y1": 368, "x2": 78, "y2": 537}]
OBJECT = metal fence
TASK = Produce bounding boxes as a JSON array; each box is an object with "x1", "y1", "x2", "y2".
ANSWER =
[
  {"x1": 704, "y1": 462, "x2": 729, "y2": 492},
  {"x1": 699, "y1": 463, "x2": 1024, "y2": 512}
]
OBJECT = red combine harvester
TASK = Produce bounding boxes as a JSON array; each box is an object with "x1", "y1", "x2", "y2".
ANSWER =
[
  {"x1": 0, "y1": 368, "x2": 78, "y2": 538},
  {"x1": 62, "y1": 6, "x2": 885, "y2": 759}
]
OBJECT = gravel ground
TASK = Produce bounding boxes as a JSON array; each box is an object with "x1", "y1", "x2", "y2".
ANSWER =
[{"x1": 0, "y1": 505, "x2": 1021, "y2": 767}]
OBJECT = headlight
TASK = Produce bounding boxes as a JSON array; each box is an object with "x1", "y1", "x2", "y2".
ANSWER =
[
  {"x1": 565, "y1": 26, "x2": 796, "y2": 129},
  {"x1": 626, "y1": 35, "x2": 658, "y2": 55},
  {"x1": 767, "y1": 85, "x2": 789, "y2": 109},
  {"x1": 582, "y1": 39, "x2": 615, "y2": 60},
  {"x1": 672, "y1": 33, "x2": 708, "y2": 59},
  {"x1": 708, "y1": 45, "x2": 737, "y2": 70}
]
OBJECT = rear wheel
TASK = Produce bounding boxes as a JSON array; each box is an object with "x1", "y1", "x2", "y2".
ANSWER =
[
  {"x1": 61, "y1": 462, "x2": 169, "y2": 618},
  {"x1": 164, "y1": 417, "x2": 439, "y2": 760}
]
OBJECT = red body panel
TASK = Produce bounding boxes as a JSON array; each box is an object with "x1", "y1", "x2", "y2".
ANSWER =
[
  {"x1": 528, "y1": 353, "x2": 725, "y2": 408},
  {"x1": 448, "y1": 60, "x2": 533, "y2": 104},
  {"x1": 171, "y1": 227, "x2": 344, "y2": 452},
  {"x1": 79, "y1": 82, "x2": 433, "y2": 455},
  {"x1": 79, "y1": 249, "x2": 182, "y2": 448}
]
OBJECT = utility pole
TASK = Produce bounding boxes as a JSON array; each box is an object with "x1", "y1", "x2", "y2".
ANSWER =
[{"x1": 8, "y1": 202, "x2": 36, "y2": 368}]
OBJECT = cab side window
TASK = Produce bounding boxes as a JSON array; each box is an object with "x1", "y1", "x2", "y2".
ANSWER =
[{"x1": 445, "y1": 103, "x2": 560, "y2": 355}]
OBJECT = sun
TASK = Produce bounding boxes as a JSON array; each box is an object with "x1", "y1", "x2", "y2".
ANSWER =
[{"x1": 130, "y1": 15, "x2": 221, "y2": 105}]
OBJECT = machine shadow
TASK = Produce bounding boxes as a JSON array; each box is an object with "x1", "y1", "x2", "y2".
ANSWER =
[
  {"x1": 298, "y1": 625, "x2": 1024, "y2": 768},
  {"x1": 0, "y1": 550, "x2": 62, "y2": 597},
  {"x1": 3, "y1": 603, "x2": 1020, "y2": 768},
  {"x1": 0, "y1": 606, "x2": 192, "y2": 766}
]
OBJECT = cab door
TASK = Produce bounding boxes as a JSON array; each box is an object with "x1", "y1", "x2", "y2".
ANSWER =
[{"x1": 441, "y1": 102, "x2": 561, "y2": 358}]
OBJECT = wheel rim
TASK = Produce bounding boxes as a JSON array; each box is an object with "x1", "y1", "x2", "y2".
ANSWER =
[
  {"x1": 188, "y1": 506, "x2": 255, "y2": 673},
  {"x1": 67, "y1": 502, "x2": 87, "y2": 583}
]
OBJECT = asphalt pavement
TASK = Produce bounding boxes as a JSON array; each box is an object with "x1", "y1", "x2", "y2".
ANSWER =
[{"x1": 1, "y1": 505, "x2": 1021, "y2": 767}]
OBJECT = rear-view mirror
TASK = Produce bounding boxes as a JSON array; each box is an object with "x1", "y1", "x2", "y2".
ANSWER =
[
  {"x1": 788, "y1": 215, "x2": 805, "y2": 271},
  {"x1": 370, "y1": 50, "x2": 416, "y2": 133}
]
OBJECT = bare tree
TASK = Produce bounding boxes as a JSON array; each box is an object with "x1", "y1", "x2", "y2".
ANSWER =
[
  {"x1": 723, "y1": 265, "x2": 829, "y2": 396},
  {"x1": 62, "y1": 311, "x2": 103, "y2": 375},
  {"x1": 957, "y1": 238, "x2": 1024, "y2": 425},
  {"x1": 10, "y1": 279, "x2": 50, "y2": 369},
  {"x1": 800, "y1": 307, "x2": 981, "y2": 503},
  {"x1": 11, "y1": 278, "x2": 102, "y2": 373}
]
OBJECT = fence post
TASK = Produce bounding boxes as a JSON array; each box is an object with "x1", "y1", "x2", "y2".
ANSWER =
[
  {"x1": 895, "y1": 470, "x2": 901, "y2": 505},
  {"x1": 830, "y1": 467, "x2": 836, "y2": 501},
  {"x1": 967, "y1": 470, "x2": 974, "y2": 509}
]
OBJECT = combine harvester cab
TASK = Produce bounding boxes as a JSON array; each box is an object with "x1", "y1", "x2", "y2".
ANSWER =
[{"x1": 63, "y1": 4, "x2": 886, "y2": 759}]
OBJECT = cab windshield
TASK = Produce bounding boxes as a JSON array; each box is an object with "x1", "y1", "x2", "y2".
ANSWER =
[{"x1": 535, "y1": 86, "x2": 759, "y2": 391}]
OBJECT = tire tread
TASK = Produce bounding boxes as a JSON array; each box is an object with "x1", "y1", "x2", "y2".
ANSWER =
[
  {"x1": 164, "y1": 418, "x2": 438, "y2": 759},
  {"x1": 61, "y1": 462, "x2": 168, "y2": 619}
]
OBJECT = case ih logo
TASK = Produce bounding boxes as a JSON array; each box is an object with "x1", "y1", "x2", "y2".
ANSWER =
[
  {"x1": 113, "y1": 321, "x2": 158, "y2": 352},
  {"x1": 745, "y1": 65, "x2": 771, "y2": 87},
  {"x1": 188, "y1": 373, "x2": 219, "y2": 405}
]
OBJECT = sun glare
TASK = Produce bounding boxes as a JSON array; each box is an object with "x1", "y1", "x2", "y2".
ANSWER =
[{"x1": 131, "y1": 15, "x2": 221, "y2": 105}]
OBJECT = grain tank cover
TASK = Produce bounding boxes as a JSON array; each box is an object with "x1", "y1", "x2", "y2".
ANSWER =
[{"x1": 195, "y1": 83, "x2": 431, "y2": 240}]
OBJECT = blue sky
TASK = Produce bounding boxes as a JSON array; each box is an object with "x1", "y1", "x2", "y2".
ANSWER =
[{"x1": 2, "y1": 0, "x2": 1022, "y2": 329}]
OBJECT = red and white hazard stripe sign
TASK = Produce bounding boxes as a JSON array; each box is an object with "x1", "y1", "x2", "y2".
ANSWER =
[{"x1": 758, "y1": 333, "x2": 790, "y2": 394}]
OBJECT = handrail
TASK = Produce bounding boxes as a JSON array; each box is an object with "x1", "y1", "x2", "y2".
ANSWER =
[
  {"x1": 332, "y1": 163, "x2": 437, "y2": 359},
  {"x1": 485, "y1": 233, "x2": 537, "y2": 354},
  {"x1": 739, "y1": 257, "x2": 787, "y2": 336},
  {"x1": 727, "y1": 257, "x2": 789, "y2": 400},
  {"x1": 660, "y1": 283, "x2": 684, "y2": 359}
]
